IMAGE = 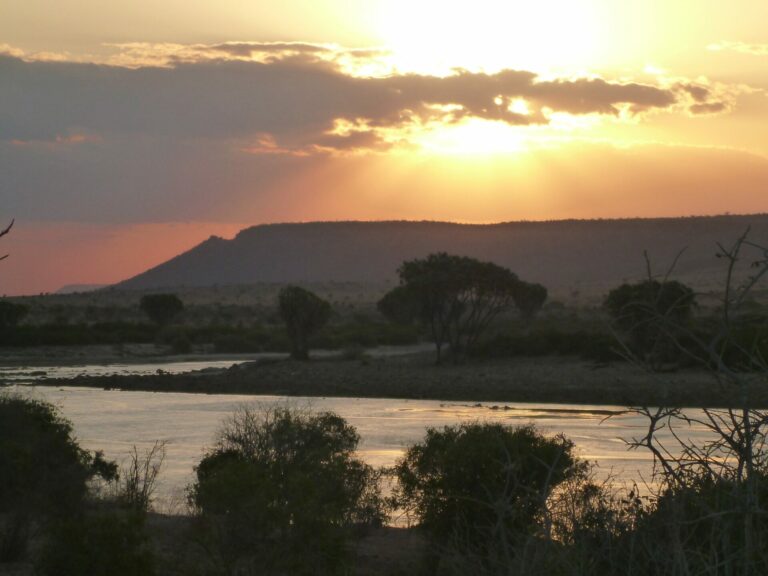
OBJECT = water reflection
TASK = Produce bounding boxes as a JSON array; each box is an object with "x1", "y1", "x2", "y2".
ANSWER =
[{"x1": 8, "y1": 386, "x2": 712, "y2": 512}]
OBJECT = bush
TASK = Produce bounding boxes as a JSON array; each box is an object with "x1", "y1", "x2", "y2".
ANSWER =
[
  {"x1": 471, "y1": 329, "x2": 621, "y2": 362},
  {"x1": 0, "y1": 300, "x2": 28, "y2": 328},
  {"x1": 189, "y1": 405, "x2": 386, "y2": 575},
  {"x1": 0, "y1": 394, "x2": 117, "y2": 561},
  {"x1": 278, "y1": 286, "x2": 333, "y2": 360},
  {"x1": 604, "y1": 279, "x2": 696, "y2": 369},
  {"x1": 394, "y1": 423, "x2": 584, "y2": 558},
  {"x1": 37, "y1": 511, "x2": 156, "y2": 576},
  {"x1": 627, "y1": 474, "x2": 768, "y2": 574},
  {"x1": 140, "y1": 293, "x2": 184, "y2": 326}
]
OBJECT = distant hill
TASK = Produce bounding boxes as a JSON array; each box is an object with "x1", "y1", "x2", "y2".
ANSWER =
[
  {"x1": 116, "y1": 216, "x2": 768, "y2": 301},
  {"x1": 56, "y1": 284, "x2": 107, "y2": 294}
]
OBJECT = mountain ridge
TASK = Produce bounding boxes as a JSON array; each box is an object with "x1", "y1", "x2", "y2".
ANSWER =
[{"x1": 116, "y1": 214, "x2": 768, "y2": 298}]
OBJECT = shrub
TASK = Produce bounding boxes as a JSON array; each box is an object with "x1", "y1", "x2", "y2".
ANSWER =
[
  {"x1": 36, "y1": 511, "x2": 156, "y2": 576},
  {"x1": 0, "y1": 394, "x2": 117, "y2": 561},
  {"x1": 115, "y1": 442, "x2": 166, "y2": 514},
  {"x1": 0, "y1": 300, "x2": 28, "y2": 328},
  {"x1": 471, "y1": 329, "x2": 621, "y2": 362},
  {"x1": 140, "y1": 293, "x2": 184, "y2": 326},
  {"x1": 512, "y1": 281, "x2": 548, "y2": 320},
  {"x1": 189, "y1": 405, "x2": 386, "y2": 575},
  {"x1": 394, "y1": 423, "x2": 584, "y2": 557},
  {"x1": 626, "y1": 474, "x2": 768, "y2": 574},
  {"x1": 604, "y1": 279, "x2": 695, "y2": 369}
]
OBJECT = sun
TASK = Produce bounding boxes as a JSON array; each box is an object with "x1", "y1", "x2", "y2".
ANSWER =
[
  {"x1": 372, "y1": 0, "x2": 601, "y2": 76},
  {"x1": 413, "y1": 118, "x2": 530, "y2": 156}
]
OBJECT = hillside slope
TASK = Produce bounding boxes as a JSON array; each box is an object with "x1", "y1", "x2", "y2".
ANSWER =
[{"x1": 116, "y1": 215, "x2": 768, "y2": 298}]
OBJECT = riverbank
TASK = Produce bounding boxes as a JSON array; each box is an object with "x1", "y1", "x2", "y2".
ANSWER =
[
  {"x1": 26, "y1": 352, "x2": 767, "y2": 408},
  {"x1": 2, "y1": 514, "x2": 426, "y2": 576}
]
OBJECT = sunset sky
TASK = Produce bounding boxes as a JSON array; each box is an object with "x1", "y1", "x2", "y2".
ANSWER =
[{"x1": 1, "y1": 0, "x2": 767, "y2": 294}]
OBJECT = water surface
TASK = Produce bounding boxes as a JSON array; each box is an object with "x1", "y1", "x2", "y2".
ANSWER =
[{"x1": 12, "y1": 386, "x2": 711, "y2": 512}]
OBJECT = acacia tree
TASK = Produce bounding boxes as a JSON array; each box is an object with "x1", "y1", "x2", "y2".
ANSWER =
[
  {"x1": 278, "y1": 286, "x2": 332, "y2": 360},
  {"x1": 378, "y1": 253, "x2": 522, "y2": 363}
]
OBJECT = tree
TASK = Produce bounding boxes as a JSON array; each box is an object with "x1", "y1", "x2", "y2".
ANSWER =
[
  {"x1": 616, "y1": 233, "x2": 768, "y2": 574},
  {"x1": 604, "y1": 278, "x2": 695, "y2": 368},
  {"x1": 379, "y1": 253, "x2": 521, "y2": 362},
  {"x1": 0, "y1": 219, "x2": 13, "y2": 262},
  {"x1": 139, "y1": 293, "x2": 184, "y2": 326},
  {"x1": 394, "y1": 423, "x2": 583, "y2": 560},
  {"x1": 278, "y1": 286, "x2": 332, "y2": 360},
  {"x1": 513, "y1": 281, "x2": 548, "y2": 321},
  {"x1": 0, "y1": 394, "x2": 117, "y2": 561},
  {"x1": 189, "y1": 406, "x2": 385, "y2": 575},
  {"x1": 0, "y1": 300, "x2": 28, "y2": 329}
]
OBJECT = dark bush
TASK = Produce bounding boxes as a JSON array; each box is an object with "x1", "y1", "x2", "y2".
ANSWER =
[
  {"x1": 0, "y1": 300, "x2": 28, "y2": 328},
  {"x1": 37, "y1": 512, "x2": 156, "y2": 576},
  {"x1": 0, "y1": 322, "x2": 158, "y2": 347},
  {"x1": 471, "y1": 329, "x2": 621, "y2": 362},
  {"x1": 189, "y1": 405, "x2": 386, "y2": 575},
  {"x1": 604, "y1": 279, "x2": 696, "y2": 369},
  {"x1": 278, "y1": 286, "x2": 333, "y2": 360},
  {"x1": 0, "y1": 394, "x2": 117, "y2": 561},
  {"x1": 394, "y1": 423, "x2": 584, "y2": 556},
  {"x1": 628, "y1": 474, "x2": 768, "y2": 574},
  {"x1": 512, "y1": 281, "x2": 548, "y2": 320},
  {"x1": 140, "y1": 293, "x2": 184, "y2": 326}
]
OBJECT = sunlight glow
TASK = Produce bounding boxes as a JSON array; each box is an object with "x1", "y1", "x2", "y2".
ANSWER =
[
  {"x1": 373, "y1": 0, "x2": 601, "y2": 75},
  {"x1": 414, "y1": 119, "x2": 529, "y2": 156}
]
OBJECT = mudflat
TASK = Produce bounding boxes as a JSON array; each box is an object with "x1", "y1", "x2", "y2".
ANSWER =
[{"x1": 29, "y1": 352, "x2": 767, "y2": 408}]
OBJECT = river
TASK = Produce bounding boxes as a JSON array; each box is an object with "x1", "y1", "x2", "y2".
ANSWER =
[{"x1": 2, "y1": 355, "x2": 712, "y2": 513}]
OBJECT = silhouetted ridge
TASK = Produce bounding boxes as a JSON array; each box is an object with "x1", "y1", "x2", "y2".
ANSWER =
[{"x1": 116, "y1": 215, "x2": 768, "y2": 296}]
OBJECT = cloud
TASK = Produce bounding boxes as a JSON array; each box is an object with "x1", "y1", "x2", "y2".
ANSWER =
[
  {"x1": 0, "y1": 49, "x2": 730, "y2": 154},
  {"x1": 708, "y1": 41, "x2": 768, "y2": 56}
]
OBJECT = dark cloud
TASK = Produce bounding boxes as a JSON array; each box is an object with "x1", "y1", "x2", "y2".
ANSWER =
[
  {"x1": 0, "y1": 53, "x2": 725, "y2": 152},
  {"x1": 206, "y1": 42, "x2": 333, "y2": 57},
  {"x1": 0, "y1": 50, "x2": 740, "y2": 229},
  {"x1": 689, "y1": 101, "x2": 729, "y2": 114},
  {"x1": 679, "y1": 83, "x2": 711, "y2": 103}
]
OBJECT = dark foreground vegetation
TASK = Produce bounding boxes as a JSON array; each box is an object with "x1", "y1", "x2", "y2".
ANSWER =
[{"x1": 3, "y1": 395, "x2": 768, "y2": 576}]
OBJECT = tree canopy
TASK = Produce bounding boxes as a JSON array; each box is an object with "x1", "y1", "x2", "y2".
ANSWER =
[
  {"x1": 278, "y1": 286, "x2": 332, "y2": 360},
  {"x1": 378, "y1": 253, "x2": 527, "y2": 362}
]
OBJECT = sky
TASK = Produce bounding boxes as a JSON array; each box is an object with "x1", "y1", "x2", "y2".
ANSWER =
[{"x1": 1, "y1": 0, "x2": 767, "y2": 294}]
